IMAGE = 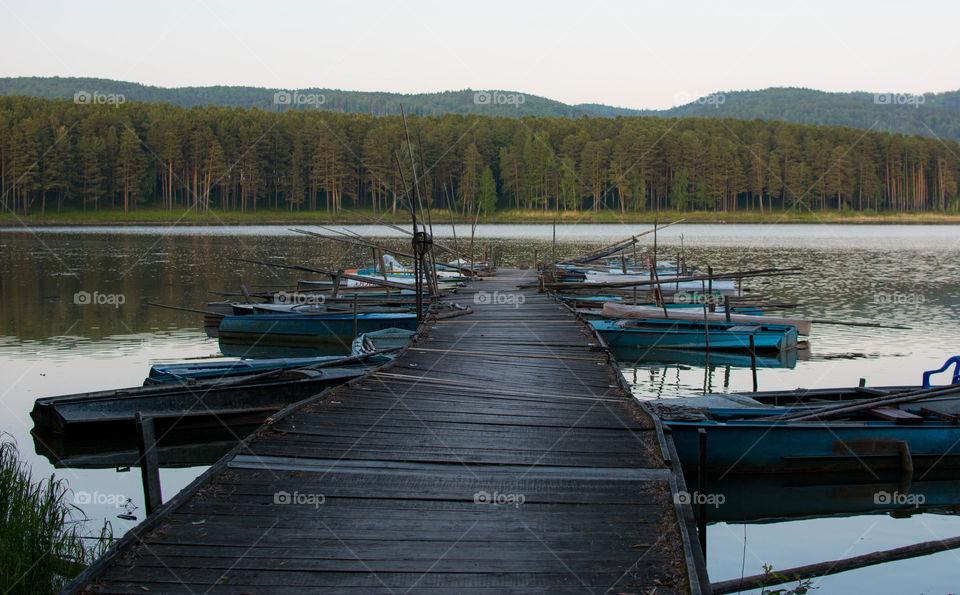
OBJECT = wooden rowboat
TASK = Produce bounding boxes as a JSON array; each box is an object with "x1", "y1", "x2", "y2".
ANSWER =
[
  {"x1": 590, "y1": 318, "x2": 798, "y2": 352},
  {"x1": 218, "y1": 312, "x2": 418, "y2": 347},
  {"x1": 658, "y1": 357, "x2": 960, "y2": 475},
  {"x1": 30, "y1": 366, "x2": 369, "y2": 436}
]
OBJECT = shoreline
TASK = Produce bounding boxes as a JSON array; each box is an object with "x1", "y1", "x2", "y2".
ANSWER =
[{"x1": 3, "y1": 209, "x2": 960, "y2": 227}]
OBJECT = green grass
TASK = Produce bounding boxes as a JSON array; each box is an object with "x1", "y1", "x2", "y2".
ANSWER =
[
  {"x1": 0, "y1": 439, "x2": 112, "y2": 594},
  {"x1": 2, "y1": 206, "x2": 960, "y2": 226}
]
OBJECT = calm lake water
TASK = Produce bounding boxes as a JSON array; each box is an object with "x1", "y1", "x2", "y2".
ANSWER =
[{"x1": 2, "y1": 223, "x2": 959, "y2": 593}]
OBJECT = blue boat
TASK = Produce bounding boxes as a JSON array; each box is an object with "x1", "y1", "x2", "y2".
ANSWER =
[
  {"x1": 30, "y1": 366, "x2": 369, "y2": 435},
  {"x1": 661, "y1": 357, "x2": 960, "y2": 475},
  {"x1": 218, "y1": 312, "x2": 418, "y2": 347},
  {"x1": 590, "y1": 318, "x2": 798, "y2": 351},
  {"x1": 666, "y1": 411, "x2": 960, "y2": 475},
  {"x1": 145, "y1": 355, "x2": 350, "y2": 384}
]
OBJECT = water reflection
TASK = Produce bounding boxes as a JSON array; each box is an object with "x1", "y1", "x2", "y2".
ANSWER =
[
  {"x1": 688, "y1": 470, "x2": 960, "y2": 525},
  {"x1": 33, "y1": 424, "x2": 256, "y2": 469},
  {"x1": 2, "y1": 225, "x2": 960, "y2": 593}
]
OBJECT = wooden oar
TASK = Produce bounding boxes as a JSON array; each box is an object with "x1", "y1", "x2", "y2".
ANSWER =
[
  {"x1": 562, "y1": 218, "x2": 687, "y2": 264},
  {"x1": 147, "y1": 302, "x2": 225, "y2": 317},
  {"x1": 528, "y1": 267, "x2": 804, "y2": 290},
  {"x1": 233, "y1": 258, "x2": 414, "y2": 291},
  {"x1": 773, "y1": 382, "x2": 960, "y2": 422},
  {"x1": 352, "y1": 208, "x2": 471, "y2": 263},
  {"x1": 808, "y1": 318, "x2": 911, "y2": 330},
  {"x1": 290, "y1": 227, "x2": 417, "y2": 260},
  {"x1": 323, "y1": 208, "x2": 474, "y2": 268}
]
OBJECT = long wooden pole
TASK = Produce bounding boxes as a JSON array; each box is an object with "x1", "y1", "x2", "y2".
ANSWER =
[
  {"x1": 232, "y1": 258, "x2": 412, "y2": 291},
  {"x1": 712, "y1": 534, "x2": 960, "y2": 594},
  {"x1": 214, "y1": 347, "x2": 404, "y2": 388},
  {"x1": 290, "y1": 228, "x2": 417, "y2": 260},
  {"x1": 531, "y1": 267, "x2": 805, "y2": 290},
  {"x1": 564, "y1": 218, "x2": 686, "y2": 264},
  {"x1": 352, "y1": 211, "x2": 471, "y2": 264},
  {"x1": 776, "y1": 382, "x2": 960, "y2": 422},
  {"x1": 147, "y1": 302, "x2": 226, "y2": 317}
]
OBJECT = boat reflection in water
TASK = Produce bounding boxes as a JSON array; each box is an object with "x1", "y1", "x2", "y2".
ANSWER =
[
  {"x1": 218, "y1": 341, "x2": 349, "y2": 359},
  {"x1": 683, "y1": 470, "x2": 960, "y2": 525},
  {"x1": 32, "y1": 423, "x2": 259, "y2": 470},
  {"x1": 609, "y1": 345, "x2": 801, "y2": 370}
]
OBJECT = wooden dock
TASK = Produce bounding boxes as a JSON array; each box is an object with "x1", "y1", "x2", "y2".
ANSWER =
[{"x1": 66, "y1": 269, "x2": 708, "y2": 594}]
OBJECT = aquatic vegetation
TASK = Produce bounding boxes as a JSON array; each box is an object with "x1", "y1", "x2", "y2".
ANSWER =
[{"x1": 0, "y1": 439, "x2": 112, "y2": 594}]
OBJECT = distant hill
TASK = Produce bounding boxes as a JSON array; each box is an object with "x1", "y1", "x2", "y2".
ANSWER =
[
  {"x1": 641, "y1": 87, "x2": 960, "y2": 142},
  {"x1": 2, "y1": 77, "x2": 958, "y2": 140},
  {"x1": 0, "y1": 76, "x2": 602, "y2": 118}
]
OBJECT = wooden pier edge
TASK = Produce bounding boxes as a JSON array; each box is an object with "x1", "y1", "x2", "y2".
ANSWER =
[
  {"x1": 565, "y1": 297, "x2": 711, "y2": 594},
  {"x1": 59, "y1": 342, "x2": 418, "y2": 595}
]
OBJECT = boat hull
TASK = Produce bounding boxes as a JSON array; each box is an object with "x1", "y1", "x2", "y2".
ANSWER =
[
  {"x1": 590, "y1": 319, "x2": 798, "y2": 352},
  {"x1": 145, "y1": 355, "x2": 351, "y2": 384},
  {"x1": 30, "y1": 368, "x2": 367, "y2": 435},
  {"x1": 667, "y1": 419, "x2": 960, "y2": 475},
  {"x1": 218, "y1": 313, "x2": 418, "y2": 347}
]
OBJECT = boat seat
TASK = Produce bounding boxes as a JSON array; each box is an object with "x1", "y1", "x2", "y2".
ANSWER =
[
  {"x1": 726, "y1": 325, "x2": 763, "y2": 332},
  {"x1": 919, "y1": 407, "x2": 960, "y2": 423},
  {"x1": 868, "y1": 407, "x2": 924, "y2": 425},
  {"x1": 922, "y1": 355, "x2": 960, "y2": 388}
]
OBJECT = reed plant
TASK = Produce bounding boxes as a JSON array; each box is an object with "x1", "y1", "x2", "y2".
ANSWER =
[{"x1": 0, "y1": 439, "x2": 112, "y2": 594}]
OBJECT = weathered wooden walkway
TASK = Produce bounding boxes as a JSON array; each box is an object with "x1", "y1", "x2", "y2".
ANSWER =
[{"x1": 66, "y1": 269, "x2": 707, "y2": 594}]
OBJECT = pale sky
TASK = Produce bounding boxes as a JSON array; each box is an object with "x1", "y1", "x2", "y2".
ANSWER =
[{"x1": 1, "y1": 0, "x2": 957, "y2": 110}]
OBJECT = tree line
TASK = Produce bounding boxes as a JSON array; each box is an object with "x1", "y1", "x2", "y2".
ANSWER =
[{"x1": 1, "y1": 95, "x2": 958, "y2": 217}]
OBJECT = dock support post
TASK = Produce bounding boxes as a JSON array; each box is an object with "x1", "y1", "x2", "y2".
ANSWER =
[
  {"x1": 724, "y1": 295, "x2": 731, "y2": 322},
  {"x1": 701, "y1": 280, "x2": 710, "y2": 353},
  {"x1": 697, "y1": 428, "x2": 707, "y2": 563},
  {"x1": 749, "y1": 334, "x2": 758, "y2": 392},
  {"x1": 707, "y1": 266, "x2": 715, "y2": 313},
  {"x1": 135, "y1": 412, "x2": 162, "y2": 516},
  {"x1": 331, "y1": 272, "x2": 342, "y2": 299},
  {"x1": 353, "y1": 294, "x2": 359, "y2": 339}
]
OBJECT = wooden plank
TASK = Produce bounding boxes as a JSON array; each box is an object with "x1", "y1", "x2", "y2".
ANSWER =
[{"x1": 868, "y1": 407, "x2": 924, "y2": 424}]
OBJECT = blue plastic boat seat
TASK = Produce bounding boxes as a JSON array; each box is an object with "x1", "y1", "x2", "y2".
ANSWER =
[{"x1": 922, "y1": 356, "x2": 960, "y2": 389}]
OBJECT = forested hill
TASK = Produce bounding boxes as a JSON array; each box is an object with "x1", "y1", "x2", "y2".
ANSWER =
[
  {"x1": 1, "y1": 95, "x2": 957, "y2": 219},
  {"x1": 0, "y1": 77, "x2": 593, "y2": 118},
  {"x1": 643, "y1": 88, "x2": 960, "y2": 142},
  {"x1": 2, "y1": 78, "x2": 959, "y2": 141}
]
